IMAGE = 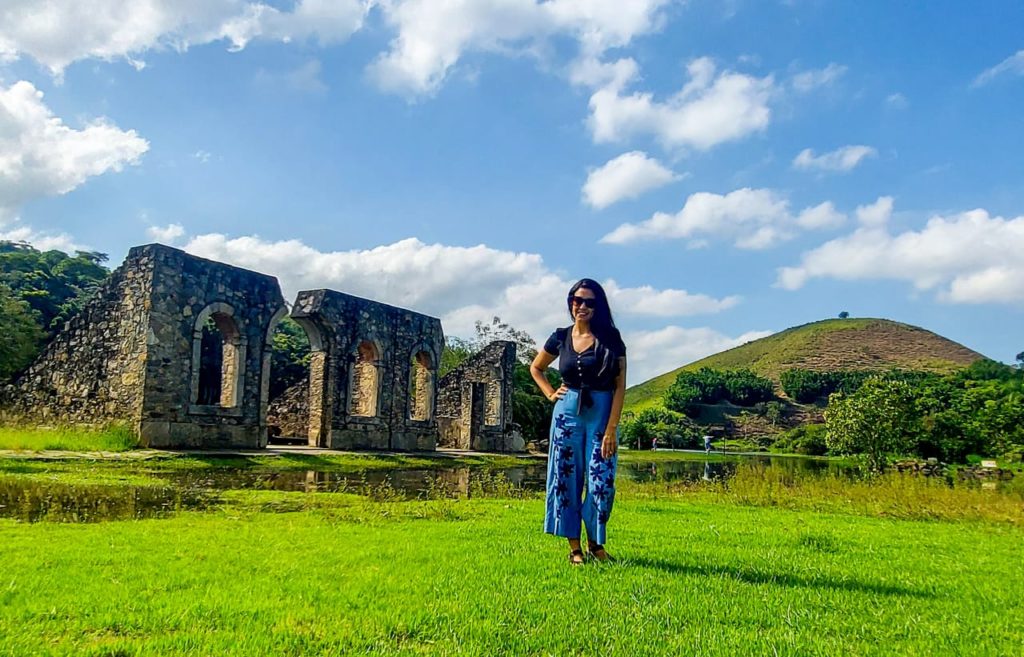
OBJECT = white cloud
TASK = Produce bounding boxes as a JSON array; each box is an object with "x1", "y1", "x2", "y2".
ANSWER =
[
  {"x1": 971, "y1": 50, "x2": 1024, "y2": 88},
  {"x1": 776, "y1": 203, "x2": 1024, "y2": 305},
  {"x1": 181, "y1": 232, "x2": 741, "y2": 377},
  {"x1": 793, "y1": 145, "x2": 877, "y2": 172},
  {"x1": 254, "y1": 59, "x2": 328, "y2": 94},
  {"x1": 790, "y1": 63, "x2": 846, "y2": 92},
  {"x1": 147, "y1": 223, "x2": 186, "y2": 243},
  {"x1": 0, "y1": 220, "x2": 84, "y2": 253},
  {"x1": 795, "y1": 202, "x2": 846, "y2": 229},
  {"x1": 582, "y1": 151, "x2": 681, "y2": 209},
  {"x1": 886, "y1": 93, "x2": 909, "y2": 109},
  {"x1": 193, "y1": 150, "x2": 212, "y2": 163},
  {"x1": 587, "y1": 57, "x2": 775, "y2": 150},
  {"x1": 0, "y1": 0, "x2": 368, "y2": 75},
  {"x1": 368, "y1": 0, "x2": 670, "y2": 96},
  {"x1": 624, "y1": 326, "x2": 773, "y2": 383},
  {"x1": 600, "y1": 187, "x2": 845, "y2": 248},
  {"x1": 855, "y1": 196, "x2": 893, "y2": 227},
  {"x1": 0, "y1": 80, "x2": 148, "y2": 221}
]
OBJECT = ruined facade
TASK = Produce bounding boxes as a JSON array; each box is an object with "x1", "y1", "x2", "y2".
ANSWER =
[
  {"x1": 1, "y1": 243, "x2": 512, "y2": 452},
  {"x1": 282, "y1": 289, "x2": 445, "y2": 451},
  {"x1": 2, "y1": 244, "x2": 286, "y2": 448},
  {"x1": 436, "y1": 341, "x2": 523, "y2": 452}
]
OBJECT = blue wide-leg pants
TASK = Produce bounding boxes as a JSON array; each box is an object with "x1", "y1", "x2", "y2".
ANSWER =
[{"x1": 544, "y1": 388, "x2": 618, "y2": 544}]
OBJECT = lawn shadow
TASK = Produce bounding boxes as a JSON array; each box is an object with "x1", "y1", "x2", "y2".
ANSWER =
[{"x1": 624, "y1": 556, "x2": 933, "y2": 599}]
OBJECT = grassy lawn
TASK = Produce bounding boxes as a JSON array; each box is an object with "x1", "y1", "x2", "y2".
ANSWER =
[
  {"x1": 1, "y1": 462, "x2": 1022, "y2": 655},
  {"x1": 0, "y1": 425, "x2": 139, "y2": 452}
]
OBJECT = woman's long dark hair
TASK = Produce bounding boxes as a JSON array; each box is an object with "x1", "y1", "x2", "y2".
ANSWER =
[{"x1": 567, "y1": 278, "x2": 617, "y2": 342}]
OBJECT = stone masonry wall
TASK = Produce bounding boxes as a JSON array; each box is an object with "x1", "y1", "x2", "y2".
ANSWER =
[
  {"x1": 290, "y1": 289, "x2": 444, "y2": 451},
  {"x1": 437, "y1": 341, "x2": 522, "y2": 452},
  {"x1": 137, "y1": 245, "x2": 285, "y2": 448},
  {"x1": 267, "y1": 377, "x2": 309, "y2": 439},
  {"x1": 1, "y1": 248, "x2": 156, "y2": 429}
]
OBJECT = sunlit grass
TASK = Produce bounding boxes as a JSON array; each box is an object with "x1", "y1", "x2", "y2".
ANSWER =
[{"x1": 0, "y1": 425, "x2": 139, "y2": 452}]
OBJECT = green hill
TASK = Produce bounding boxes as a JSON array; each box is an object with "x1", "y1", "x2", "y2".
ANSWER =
[{"x1": 625, "y1": 318, "x2": 985, "y2": 413}]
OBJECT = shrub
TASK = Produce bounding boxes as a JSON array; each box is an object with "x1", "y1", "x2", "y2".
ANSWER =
[
  {"x1": 773, "y1": 423, "x2": 828, "y2": 456},
  {"x1": 620, "y1": 407, "x2": 701, "y2": 450}
]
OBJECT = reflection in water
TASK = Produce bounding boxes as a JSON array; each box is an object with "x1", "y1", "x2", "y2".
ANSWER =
[
  {"x1": 0, "y1": 455, "x2": 863, "y2": 524},
  {"x1": 0, "y1": 477, "x2": 210, "y2": 523}
]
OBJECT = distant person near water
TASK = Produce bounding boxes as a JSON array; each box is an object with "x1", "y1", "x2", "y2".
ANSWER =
[
  {"x1": 651, "y1": 436, "x2": 658, "y2": 451},
  {"x1": 530, "y1": 278, "x2": 627, "y2": 566},
  {"x1": 704, "y1": 434, "x2": 713, "y2": 453}
]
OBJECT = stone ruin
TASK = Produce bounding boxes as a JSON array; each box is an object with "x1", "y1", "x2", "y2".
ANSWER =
[
  {"x1": 1, "y1": 243, "x2": 521, "y2": 452},
  {"x1": 436, "y1": 341, "x2": 522, "y2": 452}
]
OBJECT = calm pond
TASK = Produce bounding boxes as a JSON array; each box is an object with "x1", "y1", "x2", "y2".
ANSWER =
[{"x1": 0, "y1": 454, "x2": 850, "y2": 523}]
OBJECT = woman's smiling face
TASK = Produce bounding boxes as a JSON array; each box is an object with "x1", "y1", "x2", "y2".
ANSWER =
[{"x1": 570, "y1": 288, "x2": 597, "y2": 321}]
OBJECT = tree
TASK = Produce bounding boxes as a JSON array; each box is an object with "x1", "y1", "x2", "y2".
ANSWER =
[
  {"x1": 838, "y1": 311, "x2": 850, "y2": 319},
  {"x1": 269, "y1": 316, "x2": 312, "y2": 399},
  {"x1": 0, "y1": 284, "x2": 45, "y2": 381},
  {"x1": 473, "y1": 316, "x2": 538, "y2": 363},
  {"x1": 0, "y1": 241, "x2": 109, "y2": 336},
  {"x1": 825, "y1": 378, "x2": 919, "y2": 471}
]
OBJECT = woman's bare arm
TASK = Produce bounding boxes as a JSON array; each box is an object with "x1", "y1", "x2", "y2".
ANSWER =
[
  {"x1": 530, "y1": 350, "x2": 566, "y2": 401},
  {"x1": 602, "y1": 356, "x2": 627, "y2": 458}
]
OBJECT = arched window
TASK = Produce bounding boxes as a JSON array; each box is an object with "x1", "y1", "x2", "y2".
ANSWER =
[
  {"x1": 484, "y1": 365, "x2": 503, "y2": 426},
  {"x1": 191, "y1": 303, "x2": 245, "y2": 408},
  {"x1": 408, "y1": 349, "x2": 434, "y2": 421},
  {"x1": 349, "y1": 340, "x2": 380, "y2": 417}
]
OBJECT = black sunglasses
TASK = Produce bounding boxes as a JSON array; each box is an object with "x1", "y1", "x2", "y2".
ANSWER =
[{"x1": 569, "y1": 295, "x2": 597, "y2": 308}]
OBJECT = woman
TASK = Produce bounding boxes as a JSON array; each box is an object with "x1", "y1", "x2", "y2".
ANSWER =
[{"x1": 530, "y1": 278, "x2": 627, "y2": 565}]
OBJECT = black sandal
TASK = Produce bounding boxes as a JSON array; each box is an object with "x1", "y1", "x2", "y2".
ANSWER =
[
  {"x1": 588, "y1": 543, "x2": 614, "y2": 563},
  {"x1": 568, "y1": 549, "x2": 585, "y2": 565}
]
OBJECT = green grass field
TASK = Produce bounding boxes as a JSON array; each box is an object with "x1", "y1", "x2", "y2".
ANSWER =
[
  {"x1": 0, "y1": 425, "x2": 140, "y2": 452},
  {"x1": 1, "y1": 453, "x2": 1022, "y2": 656}
]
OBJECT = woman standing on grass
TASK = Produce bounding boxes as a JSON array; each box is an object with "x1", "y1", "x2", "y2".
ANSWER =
[{"x1": 530, "y1": 279, "x2": 627, "y2": 565}]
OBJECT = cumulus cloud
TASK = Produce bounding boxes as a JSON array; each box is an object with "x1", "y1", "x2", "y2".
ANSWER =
[
  {"x1": 0, "y1": 221, "x2": 84, "y2": 253},
  {"x1": 147, "y1": 223, "x2": 186, "y2": 244},
  {"x1": 790, "y1": 63, "x2": 846, "y2": 92},
  {"x1": 0, "y1": 0, "x2": 369, "y2": 75},
  {"x1": 776, "y1": 202, "x2": 1024, "y2": 305},
  {"x1": 971, "y1": 50, "x2": 1024, "y2": 88},
  {"x1": 624, "y1": 326, "x2": 773, "y2": 383},
  {"x1": 0, "y1": 80, "x2": 148, "y2": 222},
  {"x1": 600, "y1": 188, "x2": 846, "y2": 248},
  {"x1": 369, "y1": 0, "x2": 670, "y2": 96},
  {"x1": 180, "y1": 232, "x2": 740, "y2": 359},
  {"x1": 582, "y1": 151, "x2": 681, "y2": 209},
  {"x1": 586, "y1": 56, "x2": 775, "y2": 150},
  {"x1": 793, "y1": 145, "x2": 877, "y2": 172}
]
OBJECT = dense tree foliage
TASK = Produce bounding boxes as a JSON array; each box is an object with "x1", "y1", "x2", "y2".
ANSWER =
[
  {"x1": 269, "y1": 317, "x2": 312, "y2": 399},
  {"x1": 0, "y1": 241, "x2": 109, "y2": 336},
  {"x1": 820, "y1": 361, "x2": 1024, "y2": 466},
  {"x1": 0, "y1": 242, "x2": 111, "y2": 382},
  {"x1": 0, "y1": 284, "x2": 45, "y2": 380},
  {"x1": 825, "y1": 378, "x2": 920, "y2": 470},
  {"x1": 620, "y1": 407, "x2": 701, "y2": 450},
  {"x1": 665, "y1": 368, "x2": 774, "y2": 415}
]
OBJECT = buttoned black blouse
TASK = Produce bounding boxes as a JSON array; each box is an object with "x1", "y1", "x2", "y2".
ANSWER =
[{"x1": 542, "y1": 327, "x2": 626, "y2": 392}]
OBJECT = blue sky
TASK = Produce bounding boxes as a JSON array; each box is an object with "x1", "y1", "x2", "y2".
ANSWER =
[{"x1": 1, "y1": 0, "x2": 1022, "y2": 384}]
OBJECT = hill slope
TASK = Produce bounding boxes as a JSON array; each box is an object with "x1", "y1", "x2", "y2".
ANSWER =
[{"x1": 625, "y1": 318, "x2": 984, "y2": 412}]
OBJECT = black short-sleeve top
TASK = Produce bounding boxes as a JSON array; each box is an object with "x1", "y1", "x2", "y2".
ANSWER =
[{"x1": 542, "y1": 326, "x2": 626, "y2": 391}]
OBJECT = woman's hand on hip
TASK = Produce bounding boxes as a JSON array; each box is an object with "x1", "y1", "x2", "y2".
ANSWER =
[
  {"x1": 548, "y1": 385, "x2": 568, "y2": 402},
  {"x1": 601, "y1": 432, "x2": 617, "y2": 459}
]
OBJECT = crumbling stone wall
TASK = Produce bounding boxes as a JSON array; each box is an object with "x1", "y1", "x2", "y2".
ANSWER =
[
  {"x1": 267, "y1": 376, "x2": 309, "y2": 438},
  {"x1": 289, "y1": 289, "x2": 444, "y2": 451},
  {"x1": 1, "y1": 251, "x2": 155, "y2": 426},
  {"x1": 437, "y1": 341, "x2": 522, "y2": 452},
  {"x1": 2, "y1": 244, "x2": 286, "y2": 449}
]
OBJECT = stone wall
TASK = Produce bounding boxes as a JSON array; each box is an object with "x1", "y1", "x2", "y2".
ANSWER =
[
  {"x1": 1, "y1": 244, "x2": 287, "y2": 449},
  {"x1": 290, "y1": 289, "x2": 445, "y2": 451},
  {"x1": 267, "y1": 377, "x2": 309, "y2": 439},
  {"x1": 437, "y1": 341, "x2": 523, "y2": 452},
  {"x1": 1, "y1": 249, "x2": 155, "y2": 427}
]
